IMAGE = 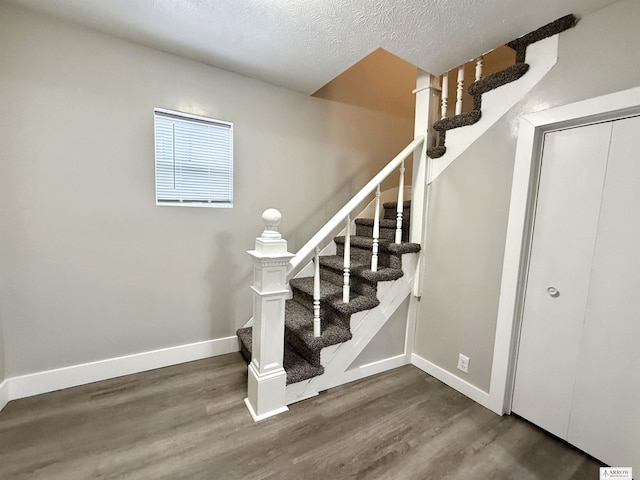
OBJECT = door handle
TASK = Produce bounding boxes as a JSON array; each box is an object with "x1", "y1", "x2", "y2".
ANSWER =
[{"x1": 547, "y1": 286, "x2": 560, "y2": 298}]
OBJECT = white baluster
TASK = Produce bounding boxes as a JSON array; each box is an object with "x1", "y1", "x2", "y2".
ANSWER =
[
  {"x1": 313, "y1": 246, "x2": 321, "y2": 337},
  {"x1": 475, "y1": 56, "x2": 483, "y2": 82},
  {"x1": 455, "y1": 65, "x2": 464, "y2": 115},
  {"x1": 440, "y1": 73, "x2": 449, "y2": 119},
  {"x1": 371, "y1": 185, "x2": 381, "y2": 272},
  {"x1": 342, "y1": 214, "x2": 350, "y2": 303},
  {"x1": 395, "y1": 161, "x2": 405, "y2": 244}
]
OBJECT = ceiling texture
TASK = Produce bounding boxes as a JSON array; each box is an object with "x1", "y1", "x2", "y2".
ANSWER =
[{"x1": 8, "y1": 0, "x2": 619, "y2": 93}]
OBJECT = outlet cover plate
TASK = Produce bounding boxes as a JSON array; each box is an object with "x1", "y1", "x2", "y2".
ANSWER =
[{"x1": 457, "y1": 354, "x2": 469, "y2": 373}]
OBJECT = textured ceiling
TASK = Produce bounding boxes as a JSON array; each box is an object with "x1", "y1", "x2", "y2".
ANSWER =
[{"x1": 7, "y1": 0, "x2": 619, "y2": 93}]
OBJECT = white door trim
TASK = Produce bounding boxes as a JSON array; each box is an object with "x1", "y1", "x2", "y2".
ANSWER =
[{"x1": 489, "y1": 86, "x2": 640, "y2": 415}]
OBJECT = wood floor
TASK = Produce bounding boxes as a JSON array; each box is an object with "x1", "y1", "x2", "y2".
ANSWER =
[{"x1": 0, "y1": 353, "x2": 601, "y2": 480}]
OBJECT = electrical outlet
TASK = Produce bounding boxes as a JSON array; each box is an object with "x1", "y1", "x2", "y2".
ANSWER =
[{"x1": 457, "y1": 354, "x2": 470, "y2": 373}]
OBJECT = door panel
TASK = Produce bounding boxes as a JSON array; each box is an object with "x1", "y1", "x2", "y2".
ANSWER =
[
  {"x1": 567, "y1": 116, "x2": 640, "y2": 471},
  {"x1": 512, "y1": 122, "x2": 613, "y2": 439}
]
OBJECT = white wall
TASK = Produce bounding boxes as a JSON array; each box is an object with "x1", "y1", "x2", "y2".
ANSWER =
[
  {"x1": 348, "y1": 296, "x2": 408, "y2": 369},
  {"x1": 0, "y1": 4, "x2": 412, "y2": 378},
  {"x1": 414, "y1": 0, "x2": 640, "y2": 392}
]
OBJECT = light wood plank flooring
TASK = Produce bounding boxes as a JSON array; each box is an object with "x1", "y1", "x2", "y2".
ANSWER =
[{"x1": 0, "y1": 353, "x2": 601, "y2": 479}]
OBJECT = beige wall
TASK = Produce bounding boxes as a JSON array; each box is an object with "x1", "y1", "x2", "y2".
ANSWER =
[
  {"x1": 414, "y1": 0, "x2": 640, "y2": 391},
  {"x1": 313, "y1": 48, "x2": 416, "y2": 121},
  {"x1": 313, "y1": 48, "x2": 417, "y2": 189},
  {"x1": 0, "y1": 4, "x2": 412, "y2": 377}
]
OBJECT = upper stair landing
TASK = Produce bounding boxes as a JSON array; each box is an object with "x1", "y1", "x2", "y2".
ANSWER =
[{"x1": 426, "y1": 15, "x2": 578, "y2": 182}]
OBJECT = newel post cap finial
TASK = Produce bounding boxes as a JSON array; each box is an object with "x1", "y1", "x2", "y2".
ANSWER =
[
  {"x1": 261, "y1": 208, "x2": 282, "y2": 240},
  {"x1": 251, "y1": 208, "x2": 292, "y2": 256}
]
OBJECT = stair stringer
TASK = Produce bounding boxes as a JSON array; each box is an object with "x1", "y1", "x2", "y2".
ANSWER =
[
  {"x1": 430, "y1": 34, "x2": 560, "y2": 182},
  {"x1": 285, "y1": 251, "x2": 418, "y2": 405}
]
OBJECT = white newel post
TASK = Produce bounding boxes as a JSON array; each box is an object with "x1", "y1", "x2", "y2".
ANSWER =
[
  {"x1": 411, "y1": 70, "x2": 439, "y2": 296},
  {"x1": 244, "y1": 208, "x2": 294, "y2": 422}
]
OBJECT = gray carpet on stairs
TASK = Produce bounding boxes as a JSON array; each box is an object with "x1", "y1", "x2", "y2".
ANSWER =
[
  {"x1": 433, "y1": 109, "x2": 482, "y2": 133},
  {"x1": 427, "y1": 14, "x2": 578, "y2": 159},
  {"x1": 320, "y1": 255, "x2": 405, "y2": 283},
  {"x1": 468, "y1": 63, "x2": 530, "y2": 99},
  {"x1": 237, "y1": 202, "x2": 420, "y2": 385},
  {"x1": 508, "y1": 14, "x2": 578, "y2": 63},
  {"x1": 237, "y1": 326, "x2": 325, "y2": 385}
]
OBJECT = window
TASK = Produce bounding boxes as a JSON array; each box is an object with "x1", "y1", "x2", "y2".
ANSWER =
[{"x1": 154, "y1": 108, "x2": 233, "y2": 208}]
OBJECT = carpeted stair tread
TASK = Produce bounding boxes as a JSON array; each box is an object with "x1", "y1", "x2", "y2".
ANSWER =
[
  {"x1": 289, "y1": 276, "x2": 380, "y2": 315},
  {"x1": 427, "y1": 145, "x2": 447, "y2": 159},
  {"x1": 284, "y1": 299, "x2": 352, "y2": 351},
  {"x1": 382, "y1": 201, "x2": 411, "y2": 210},
  {"x1": 334, "y1": 235, "x2": 421, "y2": 255},
  {"x1": 508, "y1": 14, "x2": 578, "y2": 63},
  {"x1": 355, "y1": 217, "x2": 409, "y2": 228},
  {"x1": 433, "y1": 110, "x2": 482, "y2": 133},
  {"x1": 237, "y1": 326, "x2": 252, "y2": 363},
  {"x1": 468, "y1": 63, "x2": 530, "y2": 98},
  {"x1": 283, "y1": 343, "x2": 325, "y2": 384},
  {"x1": 236, "y1": 326, "x2": 324, "y2": 384},
  {"x1": 319, "y1": 255, "x2": 405, "y2": 283},
  {"x1": 319, "y1": 254, "x2": 371, "y2": 272}
]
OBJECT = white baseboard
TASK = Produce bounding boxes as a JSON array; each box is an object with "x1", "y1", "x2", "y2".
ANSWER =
[
  {"x1": 5, "y1": 336, "x2": 240, "y2": 403},
  {"x1": 411, "y1": 353, "x2": 498, "y2": 414},
  {"x1": 339, "y1": 354, "x2": 408, "y2": 387},
  {"x1": 244, "y1": 398, "x2": 288, "y2": 423},
  {"x1": 287, "y1": 353, "x2": 408, "y2": 404},
  {"x1": 0, "y1": 379, "x2": 8, "y2": 412}
]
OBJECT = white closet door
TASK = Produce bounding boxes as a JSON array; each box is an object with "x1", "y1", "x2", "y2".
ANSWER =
[
  {"x1": 567, "y1": 115, "x2": 640, "y2": 472},
  {"x1": 512, "y1": 122, "x2": 613, "y2": 439}
]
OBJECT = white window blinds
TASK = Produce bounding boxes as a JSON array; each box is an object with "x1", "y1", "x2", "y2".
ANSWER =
[{"x1": 154, "y1": 108, "x2": 233, "y2": 208}]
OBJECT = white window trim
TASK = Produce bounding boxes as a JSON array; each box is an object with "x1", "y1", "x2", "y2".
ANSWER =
[{"x1": 154, "y1": 107, "x2": 233, "y2": 208}]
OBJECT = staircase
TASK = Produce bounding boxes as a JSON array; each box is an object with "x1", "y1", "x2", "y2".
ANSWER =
[
  {"x1": 239, "y1": 14, "x2": 580, "y2": 421},
  {"x1": 237, "y1": 200, "x2": 420, "y2": 386}
]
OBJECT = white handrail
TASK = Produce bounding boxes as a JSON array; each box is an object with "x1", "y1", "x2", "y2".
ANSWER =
[{"x1": 288, "y1": 136, "x2": 425, "y2": 276}]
